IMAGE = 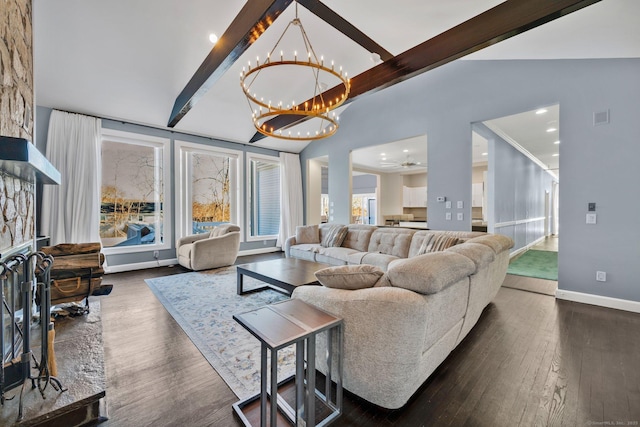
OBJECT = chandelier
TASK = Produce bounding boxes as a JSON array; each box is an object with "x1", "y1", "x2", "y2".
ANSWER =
[{"x1": 240, "y1": 1, "x2": 350, "y2": 141}]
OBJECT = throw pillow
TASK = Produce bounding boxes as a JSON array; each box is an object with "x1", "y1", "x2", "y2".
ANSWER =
[
  {"x1": 416, "y1": 234, "x2": 434, "y2": 255},
  {"x1": 295, "y1": 224, "x2": 320, "y2": 244},
  {"x1": 417, "y1": 234, "x2": 459, "y2": 255},
  {"x1": 321, "y1": 225, "x2": 348, "y2": 247},
  {"x1": 315, "y1": 264, "x2": 384, "y2": 290}
]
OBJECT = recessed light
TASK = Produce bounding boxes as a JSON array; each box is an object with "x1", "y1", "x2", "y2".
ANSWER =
[
  {"x1": 552, "y1": 153, "x2": 559, "y2": 157},
  {"x1": 481, "y1": 152, "x2": 488, "y2": 156},
  {"x1": 380, "y1": 152, "x2": 386, "y2": 156},
  {"x1": 535, "y1": 109, "x2": 548, "y2": 115},
  {"x1": 209, "y1": 33, "x2": 218, "y2": 44},
  {"x1": 381, "y1": 157, "x2": 387, "y2": 161},
  {"x1": 546, "y1": 127, "x2": 557, "y2": 133},
  {"x1": 554, "y1": 140, "x2": 560, "y2": 144},
  {"x1": 403, "y1": 149, "x2": 409, "y2": 153}
]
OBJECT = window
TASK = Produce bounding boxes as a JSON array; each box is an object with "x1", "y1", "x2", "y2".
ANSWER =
[
  {"x1": 100, "y1": 129, "x2": 170, "y2": 252},
  {"x1": 247, "y1": 155, "x2": 280, "y2": 239},
  {"x1": 175, "y1": 141, "x2": 242, "y2": 239}
]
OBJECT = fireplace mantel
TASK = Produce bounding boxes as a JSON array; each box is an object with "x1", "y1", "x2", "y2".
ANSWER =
[{"x1": 0, "y1": 136, "x2": 60, "y2": 185}]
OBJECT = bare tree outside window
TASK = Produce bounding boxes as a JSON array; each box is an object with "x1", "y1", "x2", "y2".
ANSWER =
[
  {"x1": 191, "y1": 153, "x2": 231, "y2": 234},
  {"x1": 100, "y1": 141, "x2": 163, "y2": 247}
]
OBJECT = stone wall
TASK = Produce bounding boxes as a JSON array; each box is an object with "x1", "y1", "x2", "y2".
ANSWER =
[{"x1": 0, "y1": 0, "x2": 35, "y2": 252}]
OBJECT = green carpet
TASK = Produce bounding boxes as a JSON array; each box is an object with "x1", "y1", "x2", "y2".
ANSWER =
[{"x1": 507, "y1": 249, "x2": 558, "y2": 281}]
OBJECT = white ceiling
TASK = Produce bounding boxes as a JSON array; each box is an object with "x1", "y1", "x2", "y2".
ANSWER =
[
  {"x1": 33, "y1": 0, "x2": 640, "y2": 157},
  {"x1": 484, "y1": 104, "x2": 560, "y2": 174}
]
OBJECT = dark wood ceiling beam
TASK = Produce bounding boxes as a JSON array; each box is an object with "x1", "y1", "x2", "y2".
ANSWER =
[
  {"x1": 297, "y1": 0, "x2": 393, "y2": 61},
  {"x1": 167, "y1": 0, "x2": 293, "y2": 128},
  {"x1": 250, "y1": 0, "x2": 601, "y2": 142}
]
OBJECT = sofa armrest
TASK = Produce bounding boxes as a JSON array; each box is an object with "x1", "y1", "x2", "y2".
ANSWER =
[
  {"x1": 283, "y1": 235, "x2": 297, "y2": 258},
  {"x1": 176, "y1": 232, "x2": 210, "y2": 248},
  {"x1": 292, "y1": 286, "x2": 428, "y2": 407}
]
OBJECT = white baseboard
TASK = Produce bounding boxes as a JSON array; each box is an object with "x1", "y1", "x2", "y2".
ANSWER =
[
  {"x1": 104, "y1": 258, "x2": 178, "y2": 274},
  {"x1": 104, "y1": 247, "x2": 282, "y2": 274},
  {"x1": 555, "y1": 289, "x2": 640, "y2": 314},
  {"x1": 238, "y1": 247, "x2": 282, "y2": 256},
  {"x1": 509, "y1": 235, "x2": 547, "y2": 259}
]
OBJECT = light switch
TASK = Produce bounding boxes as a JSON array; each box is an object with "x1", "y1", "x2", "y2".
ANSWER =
[
  {"x1": 586, "y1": 213, "x2": 597, "y2": 224},
  {"x1": 457, "y1": 201, "x2": 464, "y2": 209},
  {"x1": 445, "y1": 201, "x2": 452, "y2": 209},
  {"x1": 445, "y1": 212, "x2": 452, "y2": 220},
  {"x1": 457, "y1": 212, "x2": 464, "y2": 221}
]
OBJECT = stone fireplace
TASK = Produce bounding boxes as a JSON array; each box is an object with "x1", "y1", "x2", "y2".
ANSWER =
[{"x1": 1, "y1": 0, "x2": 36, "y2": 252}]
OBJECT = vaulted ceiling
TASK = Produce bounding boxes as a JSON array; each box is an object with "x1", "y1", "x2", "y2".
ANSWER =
[{"x1": 33, "y1": 0, "x2": 639, "y2": 154}]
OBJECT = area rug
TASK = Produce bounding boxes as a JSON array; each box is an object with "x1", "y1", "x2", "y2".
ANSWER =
[
  {"x1": 507, "y1": 249, "x2": 558, "y2": 281},
  {"x1": 145, "y1": 267, "x2": 295, "y2": 399}
]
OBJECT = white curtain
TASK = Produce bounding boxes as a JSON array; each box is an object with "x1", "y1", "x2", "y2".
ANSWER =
[
  {"x1": 41, "y1": 110, "x2": 102, "y2": 245},
  {"x1": 277, "y1": 152, "x2": 304, "y2": 247}
]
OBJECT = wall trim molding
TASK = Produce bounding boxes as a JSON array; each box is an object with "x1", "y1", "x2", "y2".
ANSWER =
[
  {"x1": 495, "y1": 216, "x2": 545, "y2": 229},
  {"x1": 555, "y1": 289, "x2": 640, "y2": 314}
]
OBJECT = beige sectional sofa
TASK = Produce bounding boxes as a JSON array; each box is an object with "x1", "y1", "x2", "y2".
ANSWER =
[{"x1": 285, "y1": 223, "x2": 514, "y2": 409}]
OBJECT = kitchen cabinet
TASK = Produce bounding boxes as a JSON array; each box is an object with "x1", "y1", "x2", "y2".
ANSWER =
[
  {"x1": 472, "y1": 183, "x2": 484, "y2": 207},
  {"x1": 403, "y1": 186, "x2": 427, "y2": 207}
]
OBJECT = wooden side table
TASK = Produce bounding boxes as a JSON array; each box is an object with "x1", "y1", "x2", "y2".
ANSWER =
[{"x1": 233, "y1": 299, "x2": 343, "y2": 427}]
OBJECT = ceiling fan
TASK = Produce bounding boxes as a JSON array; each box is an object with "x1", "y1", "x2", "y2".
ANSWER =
[{"x1": 380, "y1": 155, "x2": 422, "y2": 168}]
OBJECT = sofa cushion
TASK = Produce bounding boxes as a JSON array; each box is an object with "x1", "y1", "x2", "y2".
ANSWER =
[
  {"x1": 367, "y1": 228, "x2": 415, "y2": 258},
  {"x1": 289, "y1": 244, "x2": 321, "y2": 261},
  {"x1": 315, "y1": 264, "x2": 384, "y2": 290},
  {"x1": 296, "y1": 224, "x2": 319, "y2": 244},
  {"x1": 342, "y1": 224, "x2": 377, "y2": 251},
  {"x1": 317, "y1": 246, "x2": 360, "y2": 263},
  {"x1": 387, "y1": 252, "x2": 475, "y2": 294},
  {"x1": 416, "y1": 234, "x2": 459, "y2": 255},
  {"x1": 446, "y1": 242, "x2": 495, "y2": 273},
  {"x1": 321, "y1": 224, "x2": 348, "y2": 247}
]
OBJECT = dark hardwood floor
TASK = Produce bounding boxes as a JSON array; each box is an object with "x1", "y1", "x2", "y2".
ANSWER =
[{"x1": 98, "y1": 252, "x2": 640, "y2": 426}]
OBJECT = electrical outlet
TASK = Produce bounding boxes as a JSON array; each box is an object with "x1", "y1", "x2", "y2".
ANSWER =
[
  {"x1": 153, "y1": 250, "x2": 159, "y2": 259},
  {"x1": 596, "y1": 271, "x2": 606, "y2": 282},
  {"x1": 445, "y1": 201, "x2": 452, "y2": 209},
  {"x1": 457, "y1": 212, "x2": 464, "y2": 221},
  {"x1": 445, "y1": 212, "x2": 452, "y2": 220},
  {"x1": 457, "y1": 201, "x2": 464, "y2": 209}
]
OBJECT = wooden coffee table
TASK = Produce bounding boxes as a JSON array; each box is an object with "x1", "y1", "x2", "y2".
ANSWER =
[{"x1": 236, "y1": 258, "x2": 329, "y2": 296}]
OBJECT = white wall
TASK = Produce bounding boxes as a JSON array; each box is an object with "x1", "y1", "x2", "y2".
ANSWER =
[
  {"x1": 379, "y1": 173, "x2": 404, "y2": 222},
  {"x1": 300, "y1": 58, "x2": 640, "y2": 305}
]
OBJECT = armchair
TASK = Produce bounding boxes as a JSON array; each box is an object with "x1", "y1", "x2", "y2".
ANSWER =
[{"x1": 176, "y1": 224, "x2": 241, "y2": 271}]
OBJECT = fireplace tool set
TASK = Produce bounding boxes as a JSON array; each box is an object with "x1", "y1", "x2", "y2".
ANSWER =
[{"x1": 1, "y1": 251, "x2": 67, "y2": 421}]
